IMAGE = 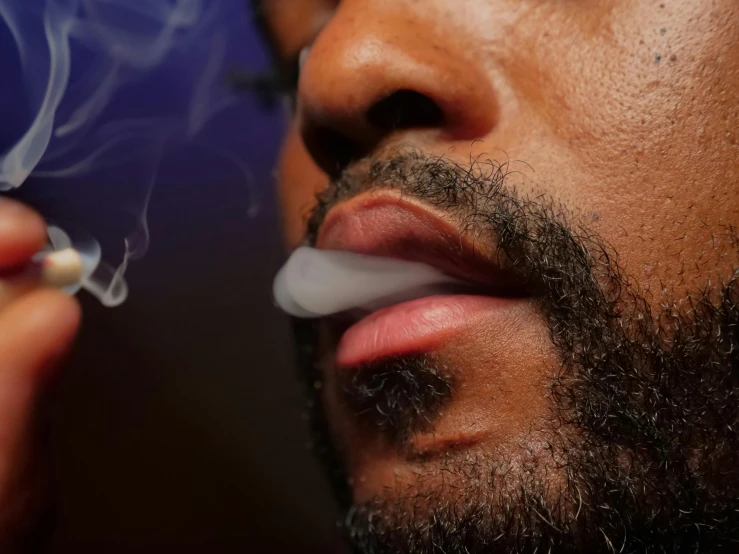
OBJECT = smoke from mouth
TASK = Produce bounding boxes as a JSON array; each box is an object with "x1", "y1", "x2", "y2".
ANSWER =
[{"x1": 0, "y1": 0, "x2": 260, "y2": 306}]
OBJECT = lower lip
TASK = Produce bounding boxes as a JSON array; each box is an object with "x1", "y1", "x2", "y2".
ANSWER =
[{"x1": 335, "y1": 294, "x2": 512, "y2": 368}]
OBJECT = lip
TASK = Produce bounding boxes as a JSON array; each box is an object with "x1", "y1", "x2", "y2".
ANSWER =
[
  {"x1": 316, "y1": 189, "x2": 527, "y2": 367},
  {"x1": 335, "y1": 293, "x2": 514, "y2": 367},
  {"x1": 316, "y1": 190, "x2": 519, "y2": 288}
]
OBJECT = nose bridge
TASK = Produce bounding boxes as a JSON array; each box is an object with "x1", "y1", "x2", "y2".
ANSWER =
[{"x1": 297, "y1": 1, "x2": 500, "y2": 173}]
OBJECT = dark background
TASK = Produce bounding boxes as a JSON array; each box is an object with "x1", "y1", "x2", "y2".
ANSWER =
[
  {"x1": 2, "y1": 0, "x2": 341, "y2": 551},
  {"x1": 48, "y1": 160, "x2": 342, "y2": 553}
]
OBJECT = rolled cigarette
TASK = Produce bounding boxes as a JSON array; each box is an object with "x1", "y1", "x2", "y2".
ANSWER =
[{"x1": 0, "y1": 248, "x2": 83, "y2": 307}]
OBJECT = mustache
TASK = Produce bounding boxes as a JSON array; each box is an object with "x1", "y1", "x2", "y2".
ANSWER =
[
  {"x1": 304, "y1": 149, "x2": 614, "y2": 305},
  {"x1": 306, "y1": 149, "x2": 511, "y2": 247}
]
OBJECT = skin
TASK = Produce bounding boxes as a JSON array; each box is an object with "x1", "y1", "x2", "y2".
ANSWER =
[
  {"x1": 0, "y1": 198, "x2": 81, "y2": 548},
  {"x1": 0, "y1": 0, "x2": 736, "y2": 546},
  {"x1": 259, "y1": 0, "x2": 739, "y2": 508}
]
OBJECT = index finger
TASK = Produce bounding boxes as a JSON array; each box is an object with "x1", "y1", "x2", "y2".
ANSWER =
[{"x1": 0, "y1": 198, "x2": 47, "y2": 269}]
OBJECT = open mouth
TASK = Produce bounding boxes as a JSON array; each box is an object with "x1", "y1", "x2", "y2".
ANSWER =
[{"x1": 316, "y1": 189, "x2": 529, "y2": 368}]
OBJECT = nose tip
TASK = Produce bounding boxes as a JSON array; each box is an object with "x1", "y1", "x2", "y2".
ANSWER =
[{"x1": 297, "y1": 14, "x2": 500, "y2": 176}]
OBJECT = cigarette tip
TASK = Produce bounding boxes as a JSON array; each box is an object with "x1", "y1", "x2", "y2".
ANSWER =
[{"x1": 41, "y1": 248, "x2": 83, "y2": 288}]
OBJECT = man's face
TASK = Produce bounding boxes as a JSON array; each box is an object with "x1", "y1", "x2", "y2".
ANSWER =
[{"x1": 258, "y1": 1, "x2": 739, "y2": 552}]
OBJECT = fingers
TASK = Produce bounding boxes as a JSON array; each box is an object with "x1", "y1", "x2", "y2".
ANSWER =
[
  {"x1": 0, "y1": 290, "x2": 80, "y2": 538},
  {"x1": 0, "y1": 198, "x2": 47, "y2": 270},
  {"x1": 0, "y1": 199, "x2": 80, "y2": 546},
  {"x1": 0, "y1": 289, "x2": 81, "y2": 383}
]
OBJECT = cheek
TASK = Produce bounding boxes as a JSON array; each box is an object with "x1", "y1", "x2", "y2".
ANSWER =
[
  {"x1": 516, "y1": 1, "x2": 739, "y2": 293},
  {"x1": 277, "y1": 125, "x2": 329, "y2": 247}
]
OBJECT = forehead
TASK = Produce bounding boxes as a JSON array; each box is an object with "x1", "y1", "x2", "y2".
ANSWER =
[{"x1": 258, "y1": 0, "x2": 337, "y2": 57}]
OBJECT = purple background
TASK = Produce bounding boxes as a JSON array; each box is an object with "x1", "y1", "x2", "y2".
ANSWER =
[{"x1": 2, "y1": 1, "x2": 340, "y2": 552}]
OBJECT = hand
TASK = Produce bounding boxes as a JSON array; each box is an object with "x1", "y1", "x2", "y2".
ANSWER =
[{"x1": 0, "y1": 197, "x2": 81, "y2": 549}]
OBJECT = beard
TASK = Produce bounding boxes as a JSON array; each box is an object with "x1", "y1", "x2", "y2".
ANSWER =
[{"x1": 292, "y1": 150, "x2": 739, "y2": 553}]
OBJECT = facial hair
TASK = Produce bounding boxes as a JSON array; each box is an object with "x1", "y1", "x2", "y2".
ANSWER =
[{"x1": 292, "y1": 150, "x2": 739, "y2": 553}]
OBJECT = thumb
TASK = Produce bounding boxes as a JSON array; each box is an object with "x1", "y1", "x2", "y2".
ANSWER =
[{"x1": 0, "y1": 290, "x2": 80, "y2": 545}]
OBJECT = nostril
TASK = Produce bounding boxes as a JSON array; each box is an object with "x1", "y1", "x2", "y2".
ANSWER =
[
  {"x1": 367, "y1": 90, "x2": 444, "y2": 133},
  {"x1": 311, "y1": 126, "x2": 362, "y2": 177},
  {"x1": 305, "y1": 91, "x2": 445, "y2": 177}
]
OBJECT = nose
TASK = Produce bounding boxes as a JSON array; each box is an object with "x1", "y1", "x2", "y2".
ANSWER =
[{"x1": 297, "y1": 3, "x2": 501, "y2": 176}]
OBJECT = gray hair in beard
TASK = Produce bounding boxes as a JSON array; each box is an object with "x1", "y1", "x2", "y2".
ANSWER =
[{"x1": 293, "y1": 150, "x2": 739, "y2": 554}]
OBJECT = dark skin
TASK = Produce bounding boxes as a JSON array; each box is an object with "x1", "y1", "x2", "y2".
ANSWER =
[
  {"x1": 254, "y1": 0, "x2": 739, "y2": 545},
  {"x1": 0, "y1": 0, "x2": 736, "y2": 549}
]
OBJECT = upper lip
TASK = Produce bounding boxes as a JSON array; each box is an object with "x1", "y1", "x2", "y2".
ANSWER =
[{"x1": 315, "y1": 188, "x2": 526, "y2": 293}]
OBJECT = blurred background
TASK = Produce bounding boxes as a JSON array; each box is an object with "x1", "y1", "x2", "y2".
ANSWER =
[{"x1": 1, "y1": 0, "x2": 340, "y2": 551}]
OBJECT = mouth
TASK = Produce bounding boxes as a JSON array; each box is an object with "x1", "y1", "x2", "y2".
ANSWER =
[
  {"x1": 311, "y1": 188, "x2": 552, "y2": 483},
  {"x1": 316, "y1": 189, "x2": 529, "y2": 368}
]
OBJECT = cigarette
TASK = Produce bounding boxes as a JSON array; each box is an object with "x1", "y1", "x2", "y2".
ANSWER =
[
  {"x1": 37, "y1": 248, "x2": 83, "y2": 288},
  {"x1": 0, "y1": 248, "x2": 83, "y2": 306}
]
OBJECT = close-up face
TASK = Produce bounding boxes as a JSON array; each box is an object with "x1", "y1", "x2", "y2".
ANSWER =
[{"x1": 256, "y1": 0, "x2": 739, "y2": 552}]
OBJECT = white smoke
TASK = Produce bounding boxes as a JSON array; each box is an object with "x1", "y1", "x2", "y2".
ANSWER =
[{"x1": 0, "y1": 0, "x2": 257, "y2": 306}]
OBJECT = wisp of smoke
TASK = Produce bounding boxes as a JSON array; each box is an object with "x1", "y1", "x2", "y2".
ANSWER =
[{"x1": 0, "y1": 0, "x2": 257, "y2": 306}]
